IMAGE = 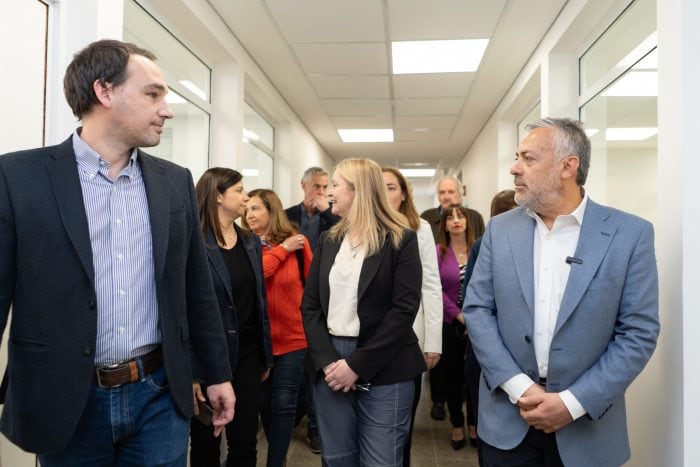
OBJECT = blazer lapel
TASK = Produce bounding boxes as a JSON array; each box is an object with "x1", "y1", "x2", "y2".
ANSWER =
[
  {"x1": 139, "y1": 152, "x2": 170, "y2": 284},
  {"x1": 46, "y1": 138, "x2": 95, "y2": 287},
  {"x1": 509, "y1": 209, "x2": 536, "y2": 316},
  {"x1": 554, "y1": 200, "x2": 616, "y2": 334},
  {"x1": 204, "y1": 230, "x2": 234, "y2": 303},
  {"x1": 358, "y1": 248, "x2": 383, "y2": 301}
]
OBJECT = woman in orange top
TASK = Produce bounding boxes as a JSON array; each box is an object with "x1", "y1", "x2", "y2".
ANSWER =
[{"x1": 243, "y1": 188, "x2": 312, "y2": 467}]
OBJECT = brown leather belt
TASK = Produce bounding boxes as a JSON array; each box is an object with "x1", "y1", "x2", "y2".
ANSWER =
[{"x1": 94, "y1": 347, "x2": 162, "y2": 388}]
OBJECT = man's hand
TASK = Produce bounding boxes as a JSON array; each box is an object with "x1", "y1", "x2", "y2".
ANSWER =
[
  {"x1": 309, "y1": 195, "x2": 331, "y2": 213},
  {"x1": 206, "y1": 382, "x2": 236, "y2": 437},
  {"x1": 192, "y1": 382, "x2": 205, "y2": 415},
  {"x1": 425, "y1": 352, "x2": 440, "y2": 370},
  {"x1": 324, "y1": 359, "x2": 358, "y2": 392},
  {"x1": 516, "y1": 383, "x2": 546, "y2": 411},
  {"x1": 519, "y1": 392, "x2": 573, "y2": 433}
]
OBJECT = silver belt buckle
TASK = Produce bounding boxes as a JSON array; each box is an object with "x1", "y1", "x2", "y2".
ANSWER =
[{"x1": 96, "y1": 362, "x2": 124, "y2": 388}]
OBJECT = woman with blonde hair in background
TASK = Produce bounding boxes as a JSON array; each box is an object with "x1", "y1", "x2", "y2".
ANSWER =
[
  {"x1": 382, "y1": 167, "x2": 442, "y2": 467},
  {"x1": 242, "y1": 188, "x2": 312, "y2": 467},
  {"x1": 302, "y1": 158, "x2": 426, "y2": 467}
]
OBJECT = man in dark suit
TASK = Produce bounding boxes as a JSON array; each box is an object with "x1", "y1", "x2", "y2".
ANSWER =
[
  {"x1": 285, "y1": 167, "x2": 341, "y2": 252},
  {"x1": 419, "y1": 175, "x2": 485, "y2": 421},
  {"x1": 464, "y1": 118, "x2": 659, "y2": 466},
  {"x1": 0, "y1": 39, "x2": 234, "y2": 465}
]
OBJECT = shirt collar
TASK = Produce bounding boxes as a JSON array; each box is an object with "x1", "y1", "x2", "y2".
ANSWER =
[
  {"x1": 72, "y1": 128, "x2": 139, "y2": 179},
  {"x1": 526, "y1": 193, "x2": 588, "y2": 229}
]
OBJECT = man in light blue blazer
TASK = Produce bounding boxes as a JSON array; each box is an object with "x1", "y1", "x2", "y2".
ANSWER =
[{"x1": 464, "y1": 118, "x2": 659, "y2": 467}]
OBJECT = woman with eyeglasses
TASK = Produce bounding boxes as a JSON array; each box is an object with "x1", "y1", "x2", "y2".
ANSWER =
[
  {"x1": 302, "y1": 158, "x2": 426, "y2": 467},
  {"x1": 242, "y1": 188, "x2": 312, "y2": 467}
]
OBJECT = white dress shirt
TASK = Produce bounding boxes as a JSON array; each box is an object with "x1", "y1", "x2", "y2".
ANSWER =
[
  {"x1": 327, "y1": 236, "x2": 365, "y2": 337},
  {"x1": 501, "y1": 195, "x2": 589, "y2": 421}
]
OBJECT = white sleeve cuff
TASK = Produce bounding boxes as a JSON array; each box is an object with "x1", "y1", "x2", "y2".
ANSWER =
[
  {"x1": 501, "y1": 374, "x2": 536, "y2": 404},
  {"x1": 558, "y1": 390, "x2": 587, "y2": 420}
]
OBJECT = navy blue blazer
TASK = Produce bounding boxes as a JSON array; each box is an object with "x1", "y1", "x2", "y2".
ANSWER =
[
  {"x1": 0, "y1": 137, "x2": 232, "y2": 454},
  {"x1": 196, "y1": 226, "x2": 273, "y2": 378}
]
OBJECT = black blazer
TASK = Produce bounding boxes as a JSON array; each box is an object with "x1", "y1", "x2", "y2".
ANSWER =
[
  {"x1": 301, "y1": 229, "x2": 426, "y2": 386},
  {"x1": 0, "y1": 137, "x2": 232, "y2": 454},
  {"x1": 284, "y1": 203, "x2": 340, "y2": 236},
  {"x1": 197, "y1": 226, "x2": 273, "y2": 378}
]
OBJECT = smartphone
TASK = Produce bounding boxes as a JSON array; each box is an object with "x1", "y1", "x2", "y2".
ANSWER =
[{"x1": 195, "y1": 399, "x2": 214, "y2": 426}]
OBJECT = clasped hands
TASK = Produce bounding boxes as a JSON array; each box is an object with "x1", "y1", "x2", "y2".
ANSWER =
[
  {"x1": 517, "y1": 384, "x2": 573, "y2": 433},
  {"x1": 323, "y1": 359, "x2": 358, "y2": 392}
]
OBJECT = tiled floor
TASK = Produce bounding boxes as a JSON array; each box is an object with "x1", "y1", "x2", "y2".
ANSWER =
[{"x1": 256, "y1": 374, "x2": 479, "y2": 466}]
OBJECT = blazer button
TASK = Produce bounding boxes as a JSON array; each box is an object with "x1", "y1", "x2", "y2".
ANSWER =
[
  {"x1": 524, "y1": 335, "x2": 532, "y2": 344},
  {"x1": 88, "y1": 301, "x2": 96, "y2": 310},
  {"x1": 83, "y1": 346, "x2": 92, "y2": 356}
]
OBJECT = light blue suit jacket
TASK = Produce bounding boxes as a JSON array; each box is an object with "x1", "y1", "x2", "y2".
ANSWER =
[{"x1": 464, "y1": 199, "x2": 659, "y2": 467}]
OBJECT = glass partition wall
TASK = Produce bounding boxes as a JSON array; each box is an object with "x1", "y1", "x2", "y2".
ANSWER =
[
  {"x1": 123, "y1": 0, "x2": 211, "y2": 182},
  {"x1": 579, "y1": 0, "x2": 657, "y2": 226}
]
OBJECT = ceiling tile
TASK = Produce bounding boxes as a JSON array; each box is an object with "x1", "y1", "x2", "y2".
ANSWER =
[
  {"x1": 395, "y1": 129, "x2": 452, "y2": 142},
  {"x1": 395, "y1": 115, "x2": 456, "y2": 130},
  {"x1": 293, "y1": 43, "x2": 388, "y2": 74},
  {"x1": 388, "y1": 0, "x2": 507, "y2": 40},
  {"x1": 324, "y1": 99, "x2": 392, "y2": 116},
  {"x1": 309, "y1": 75, "x2": 390, "y2": 98},
  {"x1": 331, "y1": 115, "x2": 393, "y2": 129},
  {"x1": 395, "y1": 97, "x2": 464, "y2": 115},
  {"x1": 393, "y1": 74, "x2": 474, "y2": 98},
  {"x1": 264, "y1": 0, "x2": 385, "y2": 42}
]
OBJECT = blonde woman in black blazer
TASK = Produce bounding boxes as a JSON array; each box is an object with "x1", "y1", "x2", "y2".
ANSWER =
[{"x1": 302, "y1": 158, "x2": 425, "y2": 467}]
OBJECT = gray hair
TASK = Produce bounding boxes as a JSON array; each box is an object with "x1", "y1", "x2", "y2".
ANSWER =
[
  {"x1": 436, "y1": 176, "x2": 462, "y2": 193},
  {"x1": 301, "y1": 166, "x2": 328, "y2": 182},
  {"x1": 525, "y1": 117, "x2": 591, "y2": 186}
]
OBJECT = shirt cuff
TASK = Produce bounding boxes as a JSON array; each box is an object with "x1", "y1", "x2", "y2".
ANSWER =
[
  {"x1": 500, "y1": 373, "x2": 536, "y2": 404},
  {"x1": 558, "y1": 390, "x2": 587, "y2": 420}
]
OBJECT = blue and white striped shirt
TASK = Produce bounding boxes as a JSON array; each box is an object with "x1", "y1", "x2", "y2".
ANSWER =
[{"x1": 73, "y1": 131, "x2": 160, "y2": 366}]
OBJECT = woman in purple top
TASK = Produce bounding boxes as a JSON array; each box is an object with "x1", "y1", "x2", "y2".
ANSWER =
[{"x1": 436, "y1": 204, "x2": 476, "y2": 450}]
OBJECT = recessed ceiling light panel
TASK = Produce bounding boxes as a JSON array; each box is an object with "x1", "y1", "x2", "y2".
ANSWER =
[
  {"x1": 338, "y1": 129, "x2": 394, "y2": 143},
  {"x1": 392, "y1": 39, "x2": 489, "y2": 74}
]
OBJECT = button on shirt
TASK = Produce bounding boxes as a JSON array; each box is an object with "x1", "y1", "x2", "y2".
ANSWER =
[
  {"x1": 501, "y1": 195, "x2": 588, "y2": 420},
  {"x1": 73, "y1": 131, "x2": 160, "y2": 367}
]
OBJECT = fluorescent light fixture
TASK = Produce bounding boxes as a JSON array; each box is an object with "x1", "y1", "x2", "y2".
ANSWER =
[
  {"x1": 243, "y1": 128, "x2": 261, "y2": 141},
  {"x1": 605, "y1": 127, "x2": 658, "y2": 141},
  {"x1": 242, "y1": 137, "x2": 250, "y2": 144},
  {"x1": 338, "y1": 129, "x2": 394, "y2": 143},
  {"x1": 584, "y1": 129, "x2": 600, "y2": 137},
  {"x1": 392, "y1": 39, "x2": 488, "y2": 74},
  {"x1": 399, "y1": 168, "x2": 436, "y2": 178},
  {"x1": 165, "y1": 91, "x2": 186, "y2": 104},
  {"x1": 601, "y1": 71, "x2": 657, "y2": 97},
  {"x1": 242, "y1": 169, "x2": 259, "y2": 177},
  {"x1": 179, "y1": 80, "x2": 207, "y2": 100}
]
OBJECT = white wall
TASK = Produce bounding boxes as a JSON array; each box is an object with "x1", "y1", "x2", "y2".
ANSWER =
[{"x1": 455, "y1": 0, "x2": 695, "y2": 465}]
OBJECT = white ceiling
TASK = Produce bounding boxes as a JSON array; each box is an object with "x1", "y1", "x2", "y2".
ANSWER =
[{"x1": 208, "y1": 0, "x2": 568, "y2": 171}]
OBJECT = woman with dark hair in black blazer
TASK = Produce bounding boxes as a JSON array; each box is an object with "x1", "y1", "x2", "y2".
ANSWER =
[
  {"x1": 191, "y1": 167, "x2": 273, "y2": 467},
  {"x1": 302, "y1": 158, "x2": 426, "y2": 467}
]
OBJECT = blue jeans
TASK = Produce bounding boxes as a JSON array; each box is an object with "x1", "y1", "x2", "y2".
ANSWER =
[
  {"x1": 39, "y1": 364, "x2": 189, "y2": 466},
  {"x1": 313, "y1": 336, "x2": 414, "y2": 467},
  {"x1": 262, "y1": 348, "x2": 306, "y2": 467}
]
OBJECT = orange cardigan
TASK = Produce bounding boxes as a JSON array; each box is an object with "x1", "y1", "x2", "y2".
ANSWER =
[{"x1": 261, "y1": 238, "x2": 312, "y2": 356}]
